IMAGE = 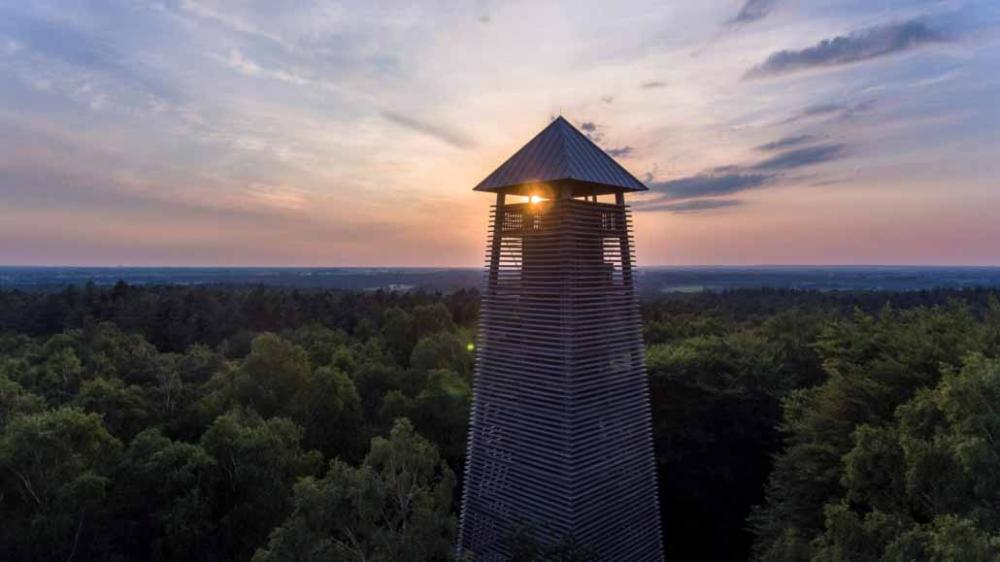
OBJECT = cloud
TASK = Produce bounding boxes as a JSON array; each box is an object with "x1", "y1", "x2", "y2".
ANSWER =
[
  {"x1": 243, "y1": 183, "x2": 309, "y2": 211},
  {"x1": 225, "y1": 49, "x2": 263, "y2": 76},
  {"x1": 780, "y1": 100, "x2": 875, "y2": 124},
  {"x1": 0, "y1": 13, "x2": 179, "y2": 101},
  {"x1": 756, "y1": 134, "x2": 816, "y2": 151},
  {"x1": 223, "y1": 49, "x2": 311, "y2": 85},
  {"x1": 728, "y1": 0, "x2": 777, "y2": 25},
  {"x1": 641, "y1": 140, "x2": 848, "y2": 212},
  {"x1": 649, "y1": 172, "x2": 772, "y2": 199},
  {"x1": 578, "y1": 121, "x2": 604, "y2": 142},
  {"x1": 800, "y1": 103, "x2": 844, "y2": 117},
  {"x1": 646, "y1": 146, "x2": 843, "y2": 201},
  {"x1": 170, "y1": 0, "x2": 297, "y2": 52},
  {"x1": 837, "y1": 99, "x2": 877, "y2": 119},
  {"x1": 751, "y1": 143, "x2": 845, "y2": 170},
  {"x1": 745, "y1": 19, "x2": 949, "y2": 79},
  {"x1": 577, "y1": 121, "x2": 630, "y2": 157},
  {"x1": 1, "y1": 14, "x2": 113, "y2": 71},
  {"x1": 640, "y1": 81, "x2": 666, "y2": 89},
  {"x1": 606, "y1": 146, "x2": 633, "y2": 158},
  {"x1": 639, "y1": 198, "x2": 743, "y2": 213},
  {"x1": 380, "y1": 110, "x2": 474, "y2": 149},
  {"x1": 0, "y1": 151, "x2": 294, "y2": 221}
]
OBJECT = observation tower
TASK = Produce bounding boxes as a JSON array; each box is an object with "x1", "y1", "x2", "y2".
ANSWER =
[{"x1": 458, "y1": 116, "x2": 664, "y2": 561}]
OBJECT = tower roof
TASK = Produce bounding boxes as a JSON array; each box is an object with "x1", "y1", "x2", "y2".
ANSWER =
[{"x1": 474, "y1": 116, "x2": 648, "y2": 196}]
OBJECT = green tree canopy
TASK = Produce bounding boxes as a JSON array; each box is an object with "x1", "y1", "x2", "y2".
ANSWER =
[
  {"x1": 0, "y1": 407, "x2": 121, "y2": 560},
  {"x1": 233, "y1": 333, "x2": 312, "y2": 418},
  {"x1": 111, "y1": 428, "x2": 216, "y2": 561},
  {"x1": 200, "y1": 409, "x2": 322, "y2": 561},
  {"x1": 297, "y1": 365, "x2": 365, "y2": 461},
  {"x1": 752, "y1": 304, "x2": 991, "y2": 560},
  {"x1": 254, "y1": 418, "x2": 456, "y2": 562},
  {"x1": 73, "y1": 376, "x2": 150, "y2": 440},
  {"x1": 0, "y1": 374, "x2": 44, "y2": 429}
]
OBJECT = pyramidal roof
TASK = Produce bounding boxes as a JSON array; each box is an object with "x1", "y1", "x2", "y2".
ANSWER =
[{"x1": 474, "y1": 116, "x2": 648, "y2": 194}]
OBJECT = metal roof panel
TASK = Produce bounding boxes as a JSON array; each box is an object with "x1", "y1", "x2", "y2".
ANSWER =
[{"x1": 474, "y1": 116, "x2": 648, "y2": 193}]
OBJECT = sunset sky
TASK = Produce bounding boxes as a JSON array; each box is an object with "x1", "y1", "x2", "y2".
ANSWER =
[{"x1": 2, "y1": 0, "x2": 999, "y2": 266}]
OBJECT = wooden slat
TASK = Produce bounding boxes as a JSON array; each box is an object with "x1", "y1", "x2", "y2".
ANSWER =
[{"x1": 458, "y1": 197, "x2": 664, "y2": 561}]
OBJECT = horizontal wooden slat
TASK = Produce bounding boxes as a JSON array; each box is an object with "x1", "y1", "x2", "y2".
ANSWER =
[{"x1": 459, "y1": 198, "x2": 664, "y2": 561}]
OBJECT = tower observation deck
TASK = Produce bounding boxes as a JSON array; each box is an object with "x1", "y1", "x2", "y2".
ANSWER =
[{"x1": 458, "y1": 116, "x2": 664, "y2": 561}]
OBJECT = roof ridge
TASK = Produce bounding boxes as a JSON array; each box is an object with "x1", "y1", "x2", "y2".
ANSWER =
[
  {"x1": 553, "y1": 117, "x2": 574, "y2": 180},
  {"x1": 554, "y1": 117, "x2": 576, "y2": 180}
]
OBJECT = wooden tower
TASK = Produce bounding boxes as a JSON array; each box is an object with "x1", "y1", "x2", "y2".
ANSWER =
[{"x1": 458, "y1": 117, "x2": 664, "y2": 561}]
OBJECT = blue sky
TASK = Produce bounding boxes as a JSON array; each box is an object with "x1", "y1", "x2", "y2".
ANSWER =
[{"x1": 2, "y1": 0, "x2": 999, "y2": 265}]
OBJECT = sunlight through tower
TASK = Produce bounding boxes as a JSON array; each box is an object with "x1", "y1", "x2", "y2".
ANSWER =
[{"x1": 458, "y1": 117, "x2": 664, "y2": 561}]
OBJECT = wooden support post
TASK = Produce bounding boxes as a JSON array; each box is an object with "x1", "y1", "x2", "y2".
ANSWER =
[
  {"x1": 616, "y1": 192, "x2": 634, "y2": 287},
  {"x1": 488, "y1": 192, "x2": 505, "y2": 289}
]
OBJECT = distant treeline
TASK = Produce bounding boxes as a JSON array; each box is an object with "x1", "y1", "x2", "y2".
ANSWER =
[
  {"x1": 6, "y1": 265, "x2": 1000, "y2": 293},
  {"x1": 0, "y1": 281, "x2": 481, "y2": 352},
  {"x1": 1, "y1": 283, "x2": 1000, "y2": 561}
]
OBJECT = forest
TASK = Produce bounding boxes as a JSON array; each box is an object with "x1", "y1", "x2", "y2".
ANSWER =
[{"x1": 2, "y1": 282, "x2": 1000, "y2": 561}]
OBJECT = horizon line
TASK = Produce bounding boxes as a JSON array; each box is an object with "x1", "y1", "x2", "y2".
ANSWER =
[{"x1": 4, "y1": 264, "x2": 1000, "y2": 270}]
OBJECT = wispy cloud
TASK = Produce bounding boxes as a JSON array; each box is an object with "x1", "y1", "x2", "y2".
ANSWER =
[
  {"x1": 171, "y1": 0, "x2": 297, "y2": 52},
  {"x1": 243, "y1": 183, "x2": 310, "y2": 211},
  {"x1": 649, "y1": 172, "x2": 772, "y2": 199},
  {"x1": 380, "y1": 110, "x2": 474, "y2": 149},
  {"x1": 780, "y1": 100, "x2": 876, "y2": 124},
  {"x1": 751, "y1": 144, "x2": 846, "y2": 170},
  {"x1": 579, "y1": 121, "x2": 604, "y2": 143},
  {"x1": 1, "y1": 13, "x2": 178, "y2": 101},
  {"x1": 639, "y1": 198, "x2": 742, "y2": 213},
  {"x1": 728, "y1": 0, "x2": 777, "y2": 25},
  {"x1": 642, "y1": 140, "x2": 848, "y2": 212},
  {"x1": 798, "y1": 103, "x2": 844, "y2": 117},
  {"x1": 756, "y1": 135, "x2": 815, "y2": 151},
  {"x1": 578, "y1": 121, "x2": 632, "y2": 156},
  {"x1": 222, "y1": 49, "x2": 311, "y2": 85},
  {"x1": 745, "y1": 19, "x2": 950, "y2": 79},
  {"x1": 1, "y1": 14, "x2": 113, "y2": 70}
]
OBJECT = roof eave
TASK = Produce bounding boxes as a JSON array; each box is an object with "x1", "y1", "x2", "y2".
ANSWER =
[{"x1": 473, "y1": 177, "x2": 648, "y2": 196}]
